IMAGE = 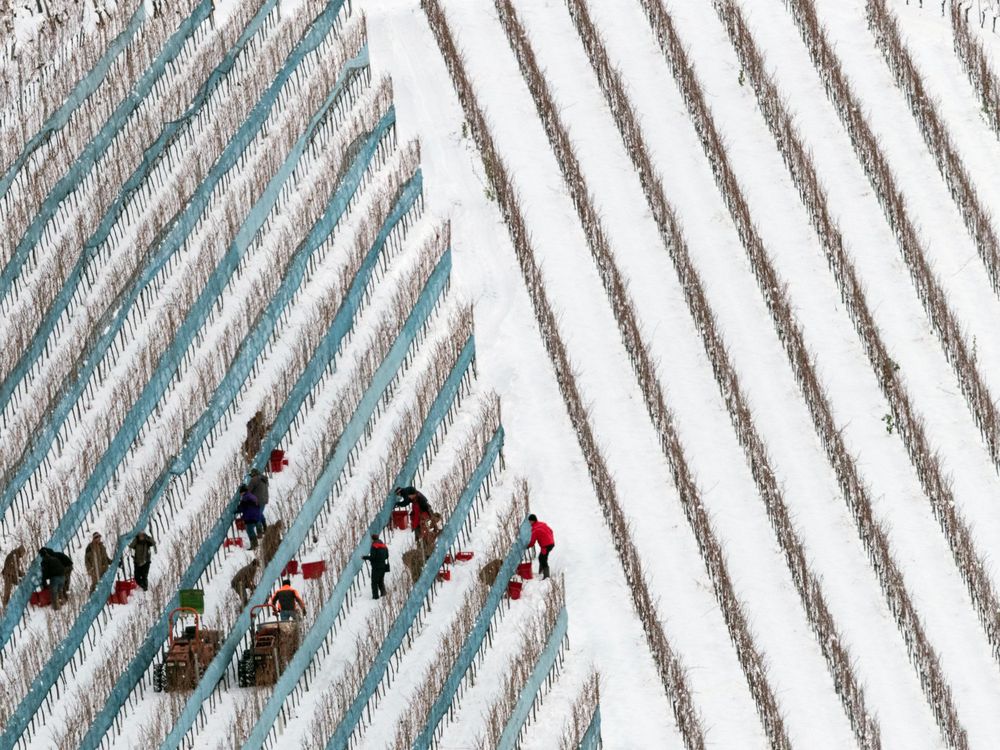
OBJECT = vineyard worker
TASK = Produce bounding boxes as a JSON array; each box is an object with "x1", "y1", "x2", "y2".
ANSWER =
[
  {"x1": 237, "y1": 486, "x2": 265, "y2": 550},
  {"x1": 270, "y1": 579, "x2": 306, "y2": 621},
  {"x1": 231, "y1": 559, "x2": 259, "y2": 607},
  {"x1": 362, "y1": 534, "x2": 390, "y2": 600},
  {"x1": 418, "y1": 512, "x2": 444, "y2": 558},
  {"x1": 527, "y1": 514, "x2": 555, "y2": 580},
  {"x1": 2, "y1": 545, "x2": 25, "y2": 606},
  {"x1": 259, "y1": 519, "x2": 284, "y2": 568},
  {"x1": 393, "y1": 486, "x2": 433, "y2": 540},
  {"x1": 85, "y1": 532, "x2": 112, "y2": 594},
  {"x1": 243, "y1": 410, "x2": 267, "y2": 466},
  {"x1": 129, "y1": 531, "x2": 156, "y2": 591},
  {"x1": 247, "y1": 468, "x2": 270, "y2": 528},
  {"x1": 39, "y1": 547, "x2": 70, "y2": 610},
  {"x1": 54, "y1": 549, "x2": 73, "y2": 607}
]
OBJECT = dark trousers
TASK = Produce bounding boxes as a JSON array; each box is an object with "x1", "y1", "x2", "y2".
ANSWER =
[
  {"x1": 135, "y1": 562, "x2": 151, "y2": 590},
  {"x1": 49, "y1": 574, "x2": 67, "y2": 609},
  {"x1": 247, "y1": 521, "x2": 263, "y2": 549},
  {"x1": 371, "y1": 569, "x2": 387, "y2": 599},
  {"x1": 538, "y1": 545, "x2": 554, "y2": 578}
]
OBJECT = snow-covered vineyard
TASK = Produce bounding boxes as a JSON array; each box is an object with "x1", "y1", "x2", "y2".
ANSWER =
[
  {"x1": 0, "y1": 1, "x2": 599, "y2": 748},
  {"x1": 5, "y1": 0, "x2": 1000, "y2": 747}
]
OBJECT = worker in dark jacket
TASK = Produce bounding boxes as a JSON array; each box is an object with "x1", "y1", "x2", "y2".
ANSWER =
[
  {"x1": 247, "y1": 468, "x2": 269, "y2": 528},
  {"x1": 2, "y1": 545, "x2": 25, "y2": 606},
  {"x1": 393, "y1": 487, "x2": 432, "y2": 540},
  {"x1": 527, "y1": 514, "x2": 555, "y2": 579},
  {"x1": 39, "y1": 547, "x2": 71, "y2": 609},
  {"x1": 237, "y1": 487, "x2": 265, "y2": 550},
  {"x1": 54, "y1": 549, "x2": 73, "y2": 606},
  {"x1": 129, "y1": 532, "x2": 156, "y2": 591},
  {"x1": 362, "y1": 534, "x2": 390, "y2": 600},
  {"x1": 85, "y1": 532, "x2": 112, "y2": 594},
  {"x1": 269, "y1": 579, "x2": 306, "y2": 621}
]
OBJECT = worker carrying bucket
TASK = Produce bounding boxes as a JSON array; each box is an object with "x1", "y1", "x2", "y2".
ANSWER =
[{"x1": 393, "y1": 487, "x2": 433, "y2": 540}]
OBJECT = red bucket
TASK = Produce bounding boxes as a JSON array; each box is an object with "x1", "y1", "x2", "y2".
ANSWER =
[
  {"x1": 456, "y1": 551, "x2": 474, "y2": 562},
  {"x1": 224, "y1": 537, "x2": 244, "y2": 549},
  {"x1": 107, "y1": 590, "x2": 128, "y2": 606},
  {"x1": 269, "y1": 449, "x2": 288, "y2": 473},
  {"x1": 437, "y1": 568, "x2": 452, "y2": 582},
  {"x1": 116, "y1": 579, "x2": 138, "y2": 595},
  {"x1": 507, "y1": 580, "x2": 522, "y2": 600},
  {"x1": 30, "y1": 589, "x2": 52, "y2": 608},
  {"x1": 302, "y1": 560, "x2": 326, "y2": 580},
  {"x1": 283, "y1": 560, "x2": 299, "y2": 576},
  {"x1": 443, "y1": 553, "x2": 453, "y2": 565},
  {"x1": 391, "y1": 509, "x2": 409, "y2": 530},
  {"x1": 516, "y1": 562, "x2": 533, "y2": 580}
]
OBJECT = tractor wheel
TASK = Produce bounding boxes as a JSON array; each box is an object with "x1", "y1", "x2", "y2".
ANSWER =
[
  {"x1": 238, "y1": 651, "x2": 256, "y2": 688},
  {"x1": 152, "y1": 663, "x2": 165, "y2": 693}
]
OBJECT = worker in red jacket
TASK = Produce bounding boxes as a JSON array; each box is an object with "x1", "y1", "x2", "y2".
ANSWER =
[{"x1": 527, "y1": 514, "x2": 555, "y2": 579}]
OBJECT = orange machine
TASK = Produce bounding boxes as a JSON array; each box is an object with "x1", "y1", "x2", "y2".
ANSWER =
[
  {"x1": 238, "y1": 604, "x2": 300, "y2": 687},
  {"x1": 152, "y1": 607, "x2": 222, "y2": 692}
]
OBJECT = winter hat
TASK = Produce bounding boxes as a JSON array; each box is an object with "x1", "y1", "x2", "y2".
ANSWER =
[
  {"x1": 249, "y1": 468, "x2": 260, "y2": 477},
  {"x1": 281, "y1": 579, "x2": 291, "y2": 587},
  {"x1": 527, "y1": 514, "x2": 537, "y2": 523},
  {"x1": 371, "y1": 534, "x2": 380, "y2": 542},
  {"x1": 93, "y1": 532, "x2": 102, "y2": 539}
]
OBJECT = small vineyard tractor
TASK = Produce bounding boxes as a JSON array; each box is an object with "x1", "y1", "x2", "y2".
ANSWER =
[
  {"x1": 238, "y1": 604, "x2": 301, "y2": 687},
  {"x1": 152, "y1": 607, "x2": 222, "y2": 692}
]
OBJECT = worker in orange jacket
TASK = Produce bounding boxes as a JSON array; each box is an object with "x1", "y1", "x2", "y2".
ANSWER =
[{"x1": 269, "y1": 579, "x2": 306, "y2": 621}]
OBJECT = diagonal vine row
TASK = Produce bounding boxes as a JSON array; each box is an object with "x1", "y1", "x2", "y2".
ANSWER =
[
  {"x1": 708, "y1": 2, "x2": 978, "y2": 745},
  {"x1": 951, "y1": 1, "x2": 1000, "y2": 139},
  {"x1": 866, "y1": 0, "x2": 1000, "y2": 304},
  {"x1": 498, "y1": 1, "x2": 845, "y2": 745},
  {"x1": 421, "y1": 1, "x2": 706, "y2": 746},
  {"x1": 782, "y1": 0, "x2": 1000, "y2": 686}
]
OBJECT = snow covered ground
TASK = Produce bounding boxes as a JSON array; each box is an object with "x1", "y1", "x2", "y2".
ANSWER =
[
  {"x1": 5, "y1": 0, "x2": 1000, "y2": 746},
  {"x1": 360, "y1": 0, "x2": 1000, "y2": 746}
]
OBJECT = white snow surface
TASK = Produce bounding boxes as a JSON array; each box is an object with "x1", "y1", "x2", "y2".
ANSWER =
[
  {"x1": 358, "y1": 0, "x2": 1000, "y2": 747},
  {"x1": 9, "y1": 0, "x2": 1000, "y2": 747}
]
